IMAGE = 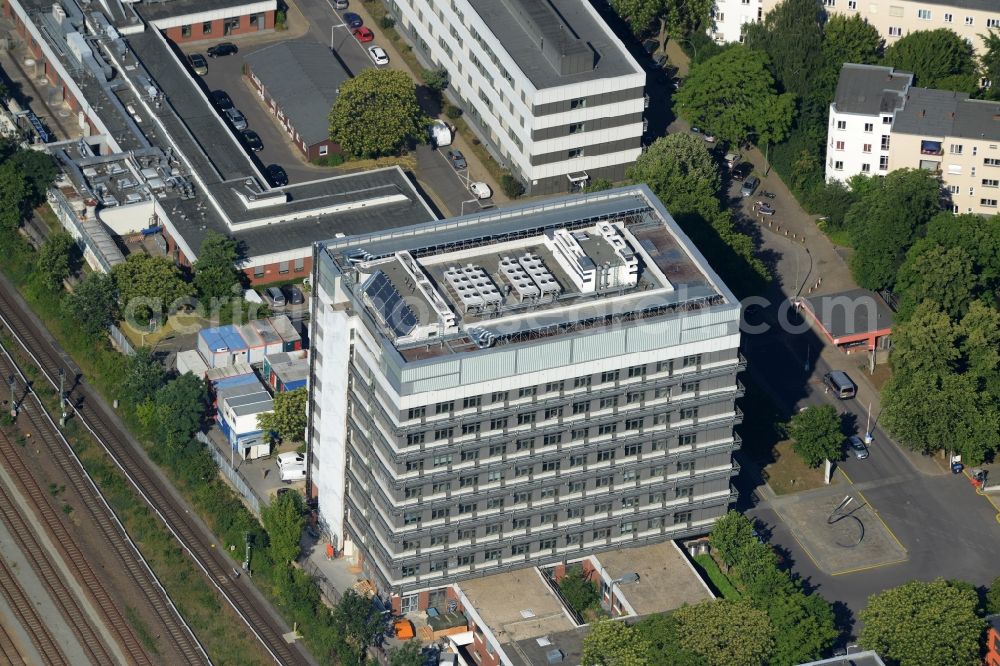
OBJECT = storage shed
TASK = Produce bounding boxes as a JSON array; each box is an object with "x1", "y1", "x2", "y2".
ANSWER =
[
  {"x1": 175, "y1": 349, "x2": 209, "y2": 378},
  {"x1": 263, "y1": 350, "x2": 308, "y2": 391},
  {"x1": 205, "y1": 363, "x2": 255, "y2": 387},
  {"x1": 238, "y1": 323, "x2": 267, "y2": 364},
  {"x1": 246, "y1": 318, "x2": 284, "y2": 357},
  {"x1": 197, "y1": 325, "x2": 249, "y2": 368},
  {"x1": 268, "y1": 315, "x2": 302, "y2": 352}
]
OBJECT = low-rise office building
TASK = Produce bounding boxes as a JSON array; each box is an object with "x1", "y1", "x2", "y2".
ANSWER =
[
  {"x1": 383, "y1": 0, "x2": 647, "y2": 195},
  {"x1": 711, "y1": 0, "x2": 998, "y2": 55},
  {"x1": 308, "y1": 185, "x2": 745, "y2": 604},
  {"x1": 827, "y1": 64, "x2": 1000, "y2": 215}
]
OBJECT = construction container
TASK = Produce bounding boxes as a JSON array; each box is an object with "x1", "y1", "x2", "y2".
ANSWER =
[
  {"x1": 238, "y1": 323, "x2": 267, "y2": 364},
  {"x1": 268, "y1": 315, "x2": 302, "y2": 352},
  {"x1": 175, "y1": 349, "x2": 208, "y2": 378},
  {"x1": 262, "y1": 350, "x2": 308, "y2": 390},
  {"x1": 197, "y1": 325, "x2": 249, "y2": 368},
  {"x1": 246, "y1": 317, "x2": 283, "y2": 357}
]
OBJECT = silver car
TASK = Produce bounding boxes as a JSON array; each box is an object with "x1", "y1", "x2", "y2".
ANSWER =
[
  {"x1": 264, "y1": 286, "x2": 286, "y2": 307},
  {"x1": 224, "y1": 107, "x2": 247, "y2": 131},
  {"x1": 848, "y1": 435, "x2": 869, "y2": 460}
]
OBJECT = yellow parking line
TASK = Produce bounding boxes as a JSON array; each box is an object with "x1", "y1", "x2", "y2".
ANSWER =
[
  {"x1": 960, "y1": 469, "x2": 1000, "y2": 522},
  {"x1": 838, "y1": 468, "x2": 908, "y2": 554},
  {"x1": 831, "y1": 557, "x2": 908, "y2": 576},
  {"x1": 768, "y1": 502, "x2": 826, "y2": 572}
]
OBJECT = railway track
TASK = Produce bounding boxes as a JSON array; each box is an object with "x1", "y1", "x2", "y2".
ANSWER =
[
  {"x1": 0, "y1": 554, "x2": 67, "y2": 666},
  {"x1": 0, "y1": 616, "x2": 29, "y2": 666},
  {"x1": 0, "y1": 282, "x2": 311, "y2": 665},
  {"x1": 0, "y1": 431, "x2": 122, "y2": 665}
]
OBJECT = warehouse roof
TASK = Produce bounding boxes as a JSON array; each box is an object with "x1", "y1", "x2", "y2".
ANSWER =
[{"x1": 245, "y1": 41, "x2": 350, "y2": 146}]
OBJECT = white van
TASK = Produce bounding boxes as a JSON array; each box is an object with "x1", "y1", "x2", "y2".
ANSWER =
[
  {"x1": 430, "y1": 120, "x2": 452, "y2": 147},
  {"x1": 823, "y1": 371, "x2": 857, "y2": 399},
  {"x1": 280, "y1": 465, "x2": 306, "y2": 483}
]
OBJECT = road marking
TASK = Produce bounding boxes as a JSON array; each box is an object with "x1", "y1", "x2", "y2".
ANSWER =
[
  {"x1": 839, "y1": 468, "x2": 908, "y2": 554},
  {"x1": 830, "y1": 556, "x2": 909, "y2": 576},
  {"x1": 961, "y1": 469, "x2": 1000, "y2": 522},
  {"x1": 767, "y1": 502, "x2": 826, "y2": 573}
]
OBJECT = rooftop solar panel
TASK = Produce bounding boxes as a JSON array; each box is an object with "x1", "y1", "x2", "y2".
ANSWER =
[{"x1": 363, "y1": 271, "x2": 418, "y2": 338}]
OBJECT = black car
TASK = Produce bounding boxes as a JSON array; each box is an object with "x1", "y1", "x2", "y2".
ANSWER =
[
  {"x1": 642, "y1": 39, "x2": 659, "y2": 54},
  {"x1": 207, "y1": 42, "x2": 238, "y2": 58},
  {"x1": 283, "y1": 285, "x2": 305, "y2": 305},
  {"x1": 653, "y1": 54, "x2": 668, "y2": 69},
  {"x1": 343, "y1": 12, "x2": 363, "y2": 28},
  {"x1": 210, "y1": 90, "x2": 233, "y2": 111},
  {"x1": 731, "y1": 162, "x2": 753, "y2": 181},
  {"x1": 447, "y1": 149, "x2": 467, "y2": 170},
  {"x1": 240, "y1": 130, "x2": 263, "y2": 152},
  {"x1": 265, "y1": 164, "x2": 288, "y2": 187}
]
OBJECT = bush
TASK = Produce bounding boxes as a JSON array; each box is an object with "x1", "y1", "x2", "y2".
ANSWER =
[
  {"x1": 313, "y1": 153, "x2": 345, "y2": 167},
  {"x1": 500, "y1": 173, "x2": 525, "y2": 198},
  {"x1": 444, "y1": 104, "x2": 463, "y2": 119},
  {"x1": 558, "y1": 566, "x2": 600, "y2": 618},
  {"x1": 379, "y1": 15, "x2": 395, "y2": 30},
  {"x1": 275, "y1": 9, "x2": 287, "y2": 29},
  {"x1": 420, "y1": 67, "x2": 449, "y2": 92}
]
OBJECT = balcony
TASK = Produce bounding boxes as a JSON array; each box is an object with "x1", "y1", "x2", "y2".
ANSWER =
[{"x1": 920, "y1": 140, "x2": 943, "y2": 156}]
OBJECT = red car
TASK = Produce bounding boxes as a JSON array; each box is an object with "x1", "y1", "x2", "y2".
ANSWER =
[{"x1": 353, "y1": 27, "x2": 374, "y2": 42}]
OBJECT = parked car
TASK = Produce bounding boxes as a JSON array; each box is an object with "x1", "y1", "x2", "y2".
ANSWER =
[
  {"x1": 352, "y1": 26, "x2": 374, "y2": 42},
  {"x1": 224, "y1": 107, "x2": 247, "y2": 131},
  {"x1": 824, "y1": 371, "x2": 857, "y2": 399},
  {"x1": 703, "y1": 133, "x2": 716, "y2": 144},
  {"x1": 244, "y1": 289, "x2": 263, "y2": 304},
  {"x1": 642, "y1": 39, "x2": 659, "y2": 54},
  {"x1": 469, "y1": 181, "x2": 492, "y2": 199},
  {"x1": 741, "y1": 175, "x2": 760, "y2": 197},
  {"x1": 731, "y1": 162, "x2": 752, "y2": 181},
  {"x1": 848, "y1": 435, "x2": 869, "y2": 460},
  {"x1": 343, "y1": 12, "x2": 363, "y2": 28},
  {"x1": 283, "y1": 285, "x2": 305, "y2": 305},
  {"x1": 447, "y1": 149, "x2": 467, "y2": 170},
  {"x1": 210, "y1": 90, "x2": 233, "y2": 111},
  {"x1": 429, "y1": 119, "x2": 452, "y2": 147},
  {"x1": 368, "y1": 46, "x2": 389, "y2": 66},
  {"x1": 188, "y1": 53, "x2": 208, "y2": 76},
  {"x1": 207, "y1": 42, "x2": 238, "y2": 58},
  {"x1": 724, "y1": 151, "x2": 742, "y2": 170},
  {"x1": 265, "y1": 164, "x2": 288, "y2": 187},
  {"x1": 241, "y1": 129, "x2": 263, "y2": 152},
  {"x1": 277, "y1": 452, "x2": 305, "y2": 468},
  {"x1": 652, "y1": 54, "x2": 668, "y2": 69},
  {"x1": 333, "y1": 0, "x2": 349, "y2": 8},
  {"x1": 756, "y1": 202, "x2": 776, "y2": 216},
  {"x1": 264, "y1": 286, "x2": 286, "y2": 307}
]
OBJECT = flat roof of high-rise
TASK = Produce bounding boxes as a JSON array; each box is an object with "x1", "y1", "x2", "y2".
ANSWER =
[{"x1": 321, "y1": 186, "x2": 738, "y2": 362}]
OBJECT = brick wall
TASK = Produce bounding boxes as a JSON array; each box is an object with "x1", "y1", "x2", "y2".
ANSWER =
[
  {"x1": 242, "y1": 255, "x2": 312, "y2": 286},
  {"x1": 163, "y1": 11, "x2": 274, "y2": 44}
]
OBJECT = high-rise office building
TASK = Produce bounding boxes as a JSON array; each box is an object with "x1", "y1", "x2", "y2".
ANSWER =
[{"x1": 308, "y1": 186, "x2": 744, "y2": 604}]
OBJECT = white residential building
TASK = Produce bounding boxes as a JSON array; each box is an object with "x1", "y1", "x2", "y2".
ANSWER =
[
  {"x1": 385, "y1": 0, "x2": 647, "y2": 195},
  {"x1": 711, "y1": 0, "x2": 1000, "y2": 54},
  {"x1": 307, "y1": 186, "x2": 745, "y2": 604}
]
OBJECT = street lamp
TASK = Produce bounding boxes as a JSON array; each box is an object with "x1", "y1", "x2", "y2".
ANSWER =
[
  {"x1": 609, "y1": 572, "x2": 640, "y2": 616},
  {"x1": 58, "y1": 368, "x2": 67, "y2": 427},
  {"x1": 7, "y1": 375, "x2": 16, "y2": 418}
]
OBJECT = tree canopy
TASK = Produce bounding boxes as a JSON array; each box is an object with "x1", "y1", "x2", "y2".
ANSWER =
[
  {"x1": 0, "y1": 163, "x2": 27, "y2": 234},
  {"x1": 62, "y1": 271, "x2": 118, "y2": 339},
  {"x1": 581, "y1": 619, "x2": 651, "y2": 666},
  {"x1": 257, "y1": 387, "x2": 308, "y2": 443},
  {"x1": 859, "y1": 579, "x2": 984, "y2": 666},
  {"x1": 983, "y1": 30, "x2": 1000, "y2": 101},
  {"x1": 674, "y1": 599, "x2": 774, "y2": 666},
  {"x1": 789, "y1": 405, "x2": 843, "y2": 468},
  {"x1": 112, "y1": 253, "x2": 194, "y2": 322},
  {"x1": 743, "y1": 0, "x2": 824, "y2": 99},
  {"x1": 193, "y1": 232, "x2": 243, "y2": 302},
  {"x1": 633, "y1": 613, "x2": 705, "y2": 666},
  {"x1": 883, "y1": 29, "x2": 977, "y2": 90},
  {"x1": 818, "y1": 15, "x2": 883, "y2": 96},
  {"x1": 846, "y1": 169, "x2": 942, "y2": 290},
  {"x1": 388, "y1": 640, "x2": 424, "y2": 666},
  {"x1": 330, "y1": 590, "x2": 389, "y2": 665},
  {"x1": 626, "y1": 133, "x2": 719, "y2": 215},
  {"x1": 261, "y1": 489, "x2": 305, "y2": 565},
  {"x1": 558, "y1": 566, "x2": 601, "y2": 618},
  {"x1": 35, "y1": 231, "x2": 77, "y2": 291},
  {"x1": 328, "y1": 69, "x2": 426, "y2": 158},
  {"x1": 894, "y1": 241, "x2": 977, "y2": 321},
  {"x1": 120, "y1": 348, "x2": 167, "y2": 406},
  {"x1": 674, "y1": 48, "x2": 795, "y2": 147}
]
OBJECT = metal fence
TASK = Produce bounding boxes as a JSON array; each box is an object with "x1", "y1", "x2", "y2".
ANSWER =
[
  {"x1": 198, "y1": 432, "x2": 263, "y2": 516},
  {"x1": 47, "y1": 187, "x2": 114, "y2": 274},
  {"x1": 108, "y1": 324, "x2": 136, "y2": 356},
  {"x1": 300, "y1": 558, "x2": 342, "y2": 605}
]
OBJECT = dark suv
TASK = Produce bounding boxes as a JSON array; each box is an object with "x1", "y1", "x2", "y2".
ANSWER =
[{"x1": 207, "y1": 42, "x2": 238, "y2": 58}]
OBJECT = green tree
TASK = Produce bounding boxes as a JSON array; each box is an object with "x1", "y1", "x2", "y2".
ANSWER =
[
  {"x1": 959, "y1": 302, "x2": 1000, "y2": 396},
  {"x1": 883, "y1": 29, "x2": 978, "y2": 90},
  {"x1": 0, "y1": 163, "x2": 28, "y2": 234},
  {"x1": 708, "y1": 510, "x2": 757, "y2": 568},
  {"x1": 120, "y1": 347, "x2": 166, "y2": 406},
  {"x1": 261, "y1": 489, "x2": 304, "y2": 565},
  {"x1": 633, "y1": 613, "x2": 706, "y2": 666},
  {"x1": 420, "y1": 67, "x2": 449, "y2": 92},
  {"x1": 35, "y1": 232, "x2": 77, "y2": 291},
  {"x1": 584, "y1": 178, "x2": 614, "y2": 193},
  {"x1": 986, "y1": 575, "x2": 1000, "y2": 614},
  {"x1": 8, "y1": 149, "x2": 57, "y2": 206},
  {"x1": 153, "y1": 373, "x2": 208, "y2": 447},
  {"x1": 744, "y1": 0, "x2": 824, "y2": 99},
  {"x1": 847, "y1": 168, "x2": 941, "y2": 290},
  {"x1": 112, "y1": 253, "x2": 194, "y2": 321},
  {"x1": 765, "y1": 589, "x2": 838, "y2": 666},
  {"x1": 256, "y1": 387, "x2": 308, "y2": 443},
  {"x1": 859, "y1": 578, "x2": 984, "y2": 666},
  {"x1": 328, "y1": 69, "x2": 426, "y2": 158},
  {"x1": 609, "y1": 0, "x2": 665, "y2": 34},
  {"x1": 388, "y1": 640, "x2": 424, "y2": 666},
  {"x1": 674, "y1": 47, "x2": 795, "y2": 147},
  {"x1": 581, "y1": 619, "x2": 650, "y2": 666},
  {"x1": 888, "y1": 300, "x2": 959, "y2": 379},
  {"x1": 62, "y1": 271, "x2": 118, "y2": 339},
  {"x1": 819, "y1": 15, "x2": 883, "y2": 95},
  {"x1": 895, "y1": 242, "x2": 977, "y2": 321},
  {"x1": 923, "y1": 213, "x2": 1000, "y2": 293},
  {"x1": 330, "y1": 590, "x2": 388, "y2": 665},
  {"x1": 788, "y1": 405, "x2": 842, "y2": 468},
  {"x1": 627, "y1": 134, "x2": 720, "y2": 215},
  {"x1": 559, "y1": 566, "x2": 600, "y2": 617},
  {"x1": 193, "y1": 232, "x2": 243, "y2": 301},
  {"x1": 982, "y1": 30, "x2": 1000, "y2": 100},
  {"x1": 674, "y1": 599, "x2": 774, "y2": 666}
]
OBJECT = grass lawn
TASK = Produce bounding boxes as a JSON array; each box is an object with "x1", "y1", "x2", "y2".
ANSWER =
[
  {"x1": 763, "y1": 440, "x2": 836, "y2": 495},
  {"x1": 867, "y1": 363, "x2": 892, "y2": 392},
  {"x1": 693, "y1": 554, "x2": 741, "y2": 599}
]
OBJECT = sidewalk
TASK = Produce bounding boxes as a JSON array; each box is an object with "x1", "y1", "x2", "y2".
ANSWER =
[{"x1": 346, "y1": 1, "x2": 508, "y2": 205}]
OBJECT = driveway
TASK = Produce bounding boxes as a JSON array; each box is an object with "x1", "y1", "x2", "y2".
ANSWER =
[{"x1": 415, "y1": 144, "x2": 495, "y2": 216}]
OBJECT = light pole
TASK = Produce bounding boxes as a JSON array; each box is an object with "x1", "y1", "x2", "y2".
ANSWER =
[
  {"x1": 58, "y1": 368, "x2": 68, "y2": 427},
  {"x1": 609, "y1": 572, "x2": 639, "y2": 617},
  {"x1": 7, "y1": 375, "x2": 15, "y2": 418}
]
